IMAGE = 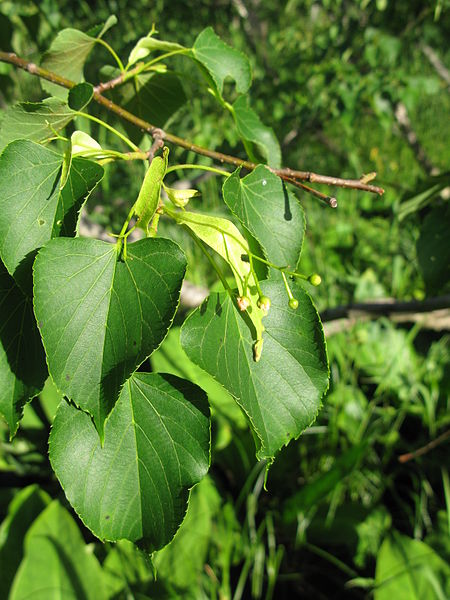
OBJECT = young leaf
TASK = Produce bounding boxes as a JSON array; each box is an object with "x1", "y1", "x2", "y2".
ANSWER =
[
  {"x1": 191, "y1": 27, "x2": 251, "y2": 98},
  {"x1": 134, "y1": 149, "x2": 168, "y2": 233},
  {"x1": 70, "y1": 130, "x2": 104, "y2": 157},
  {"x1": 165, "y1": 186, "x2": 200, "y2": 208},
  {"x1": 0, "y1": 140, "x2": 103, "y2": 291},
  {"x1": 9, "y1": 501, "x2": 107, "y2": 600},
  {"x1": 49, "y1": 373, "x2": 210, "y2": 551},
  {"x1": 68, "y1": 81, "x2": 94, "y2": 111},
  {"x1": 33, "y1": 237, "x2": 186, "y2": 437},
  {"x1": 128, "y1": 33, "x2": 185, "y2": 66},
  {"x1": 181, "y1": 280, "x2": 329, "y2": 462},
  {"x1": 231, "y1": 96, "x2": 281, "y2": 168},
  {"x1": 168, "y1": 208, "x2": 266, "y2": 348},
  {"x1": 0, "y1": 261, "x2": 47, "y2": 437},
  {"x1": 223, "y1": 166, "x2": 305, "y2": 274},
  {"x1": 0, "y1": 98, "x2": 75, "y2": 153}
]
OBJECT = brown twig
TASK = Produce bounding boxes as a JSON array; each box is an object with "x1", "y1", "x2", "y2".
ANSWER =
[
  {"x1": 398, "y1": 429, "x2": 450, "y2": 463},
  {"x1": 283, "y1": 175, "x2": 338, "y2": 208},
  {"x1": 0, "y1": 51, "x2": 385, "y2": 195}
]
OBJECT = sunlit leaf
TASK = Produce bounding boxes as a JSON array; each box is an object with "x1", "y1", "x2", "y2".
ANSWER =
[
  {"x1": 33, "y1": 237, "x2": 186, "y2": 436},
  {"x1": 191, "y1": 27, "x2": 251, "y2": 97},
  {"x1": 223, "y1": 166, "x2": 305, "y2": 276},
  {"x1": 232, "y1": 96, "x2": 281, "y2": 168}
]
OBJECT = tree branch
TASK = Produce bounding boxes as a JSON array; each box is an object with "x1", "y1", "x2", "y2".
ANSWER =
[
  {"x1": 0, "y1": 51, "x2": 384, "y2": 196},
  {"x1": 398, "y1": 429, "x2": 450, "y2": 463}
]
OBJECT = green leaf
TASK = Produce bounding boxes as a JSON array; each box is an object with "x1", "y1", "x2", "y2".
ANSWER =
[
  {"x1": 0, "y1": 98, "x2": 75, "y2": 153},
  {"x1": 168, "y1": 208, "x2": 266, "y2": 351},
  {"x1": 33, "y1": 237, "x2": 186, "y2": 436},
  {"x1": 417, "y1": 204, "x2": 450, "y2": 295},
  {"x1": 223, "y1": 166, "x2": 305, "y2": 275},
  {"x1": 154, "y1": 476, "x2": 221, "y2": 592},
  {"x1": 0, "y1": 261, "x2": 47, "y2": 436},
  {"x1": 49, "y1": 373, "x2": 210, "y2": 551},
  {"x1": 181, "y1": 280, "x2": 328, "y2": 461},
  {"x1": 232, "y1": 96, "x2": 281, "y2": 168},
  {"x1": 68, "y1": 82, "x2": 94, "y2": 111},
  {"x1": 0, "y1": 485, "x2": 50, "y2": 599},
  {"x1": 128, "y1": 33, "x2": 185, "y2": 66},
  {"x1": 151, "y1": 327, "x2": 247, "y2": 428},
  {"x1": 9, "y1": 501, "x2": 107, "y2": 600},
  {"x1": 191, "y1": 27, "x2": 251, "y2": 98},
  {"x1": 375, "y1": 531, "x2": 450, "y2": 600},
  {"x1": 0, "y1": 140, "x2": 103, "y2": 291},
  {"x1": 134, "y1": 148, "x2": 168, "y2": 233},
  {"x1": 41, "y1": 28, "x2": 98, "y2": 98},
  {"x1": 70, "y1": 130, "x2": 104, "y2": 157}
]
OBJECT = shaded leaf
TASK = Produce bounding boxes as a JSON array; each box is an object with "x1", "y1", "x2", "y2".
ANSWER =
[
  {"x1": 232, "y1": 96, "x2": 281, "y2": 168},
  {"x1": 191, "y1": 27, "x2": 251, "y2": 97},
  {"x1": 153, "y1": 476, "x2": 221, "y2": 592},
  {"x1": 0, "y1": 98, "x2": 74, "y2": 153},
  {"x1": 9, "y1": 501, "x2": 107, "y2": 600},
  {"x1": 181, "y1": 280, "x2": 328, "y2": 461},
  {"x1": 33, "y1": 237, "x2": 186, "y2": 436},
  {"x1": 0, "y1": 261, "x2": 47, "y2": 436},
  {"x1": 375, "y1": 531, "x2": 450, "y2": 600},
  {"x1": 0, "y1": 485, "x2": 50, "y2": 599},
  {"x1": 120, "y1": 72, "x2": 187, "y2": 143},
  {"x1": 223, "y1": 166, "x2": 305, "y2": 275},
  {"x1": 417, "y1": 204, "x2": 450, "y2": 295},
  {"x1": 0, "y1": 140, "x2": 103, "y2": 291},
  {"x1": 49, "y1": 373, "x2": 210, "y2": 551},
  {"x1": 68, "y1": 82, "x2": 93, "y2": 111}
]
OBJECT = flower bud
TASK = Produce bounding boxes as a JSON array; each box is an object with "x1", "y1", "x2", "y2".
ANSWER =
[
  {"x1": 237, "y1": 295, "x2": 250, "y2": 311},
  {"x1": 308, "y1": 273, "x2": 322, "y2": 286},
  {"x1": 257, "y1": 295, "x2": 271, "y2": 314}
]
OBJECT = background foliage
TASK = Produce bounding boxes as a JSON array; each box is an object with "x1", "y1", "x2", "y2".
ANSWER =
[{"x1": 0, "y1": 0, "x2": 449, "y2": 598}]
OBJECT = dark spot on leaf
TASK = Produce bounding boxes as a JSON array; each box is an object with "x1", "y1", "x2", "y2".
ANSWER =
[
  {"x1": 105, "y1": 515, "x2": 110, "y2": 520},
  {"x1": 65, "y1": 374, "x2": 70, "y2": 381},
  {"x1": 38, "y1": 321, "x2": 43, "y2": 328},
  {"x1": 38, "y1": 219, "x2": 45, "y2": 226},
  {"x1": 286, "y1": 432, "x2": 291, "y2": 437}
]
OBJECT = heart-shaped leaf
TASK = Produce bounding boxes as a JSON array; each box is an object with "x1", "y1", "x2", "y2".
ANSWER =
[
  {"x1": 191, "y1": 27, "x2": 251, "y2": 98},
  {"x1": 49, "y1": 373, "x2": 210, "y2": 551},
  {"x1": 232, "y1": 96, "x2": 281, "y2": 168},
  {"x1": 33, "y1": 237, "x2": 186, "y2": 436},
  {"x1": 0, "y1": 260, "x2": 47, "y2": 437},
  {"x1": 181, "y1": 280, "x2": 329, "y2": 461},
  {"x1": 0, "y1": 99, "x2": 75, "y2": 153},
  {"x1": 223, "y1": 166, "x2": 305, "y2": 275},
  {"x1": 41, "y1": 26, "x2": 106, "y2": 98},
  {"x1": 0, "y1": 140, "x2": 103, "y2": 291},
  {"x1": 9, "y1": 501, "x2": 107, "y2": 600}
]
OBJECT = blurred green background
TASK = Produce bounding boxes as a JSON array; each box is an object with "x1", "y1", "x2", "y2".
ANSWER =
[{"x1": 0, "y1": 1, "x2": 449, "y2": 598}]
